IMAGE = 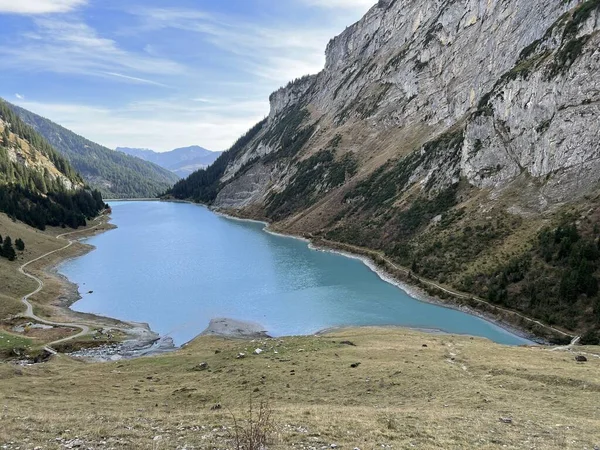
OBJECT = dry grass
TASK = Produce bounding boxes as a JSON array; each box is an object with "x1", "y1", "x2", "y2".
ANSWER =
[
  {"x1": 0, "y1": 293, "x2": 24, "y2": 319},
  {"x1": 0, "y1": 213, "x2": 115, "y2": 314},
  {"x1": 0, "y1": 214, "x2": 62, "y2": 303},
  {"x1": 0, "y1": 213, "x2": 118, "y2": 353},
  {"x1": 0, "y1": 213, "x2": 109, "y2": 310},
  {"x1": 0, "y1": 328, "x2": 598, "y2": 449}
]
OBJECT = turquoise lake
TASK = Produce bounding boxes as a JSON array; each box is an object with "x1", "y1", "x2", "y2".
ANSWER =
[{"x1": 60, "y1": 201, "x2": 530, "y2": 346}]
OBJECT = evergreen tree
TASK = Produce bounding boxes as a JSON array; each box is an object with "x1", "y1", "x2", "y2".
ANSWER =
[
  {"x1": 15, "y1": 238, "x2": 24, "y2": 251},
  {"x1": 2, "y1": 126, "x2": 9, "y2": 146},
  {"x1": 1, "y1": 236, "x2": 16, "y2": 261},
  {"x1": 411, "y1": 260, "x2": 419, "y2": 273},
  {"x1": 33, "y1": 170, "x2": 47, "y2": 193}
]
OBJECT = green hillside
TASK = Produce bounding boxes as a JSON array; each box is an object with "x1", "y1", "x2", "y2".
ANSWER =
[
  {"x1": 0, "y1": 100, "x2": 106, "y2": 230},
  {"x1": 10, "y1": 103, "x2": 179, "y2": 199}
]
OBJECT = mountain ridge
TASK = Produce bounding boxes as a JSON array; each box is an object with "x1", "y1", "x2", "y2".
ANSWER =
[
  {"x1": 117, "y1": 145, "x2": 223, "y2": 178},
  {"x1": 9, "y1": 103, "x2": 179, "y2": 199},
  {"x1": 0, "y1": 100, "x2": 106, "y2": 230}
]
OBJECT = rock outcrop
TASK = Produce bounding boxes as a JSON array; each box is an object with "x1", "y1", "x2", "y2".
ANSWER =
[{"x1": 212, "y1": 0, "x2": 599, "y2": 213}]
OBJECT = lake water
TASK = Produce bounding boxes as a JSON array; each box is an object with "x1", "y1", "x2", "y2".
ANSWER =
[{"x1": 60, "y1": 201, "x2": 530, "y2": 346}]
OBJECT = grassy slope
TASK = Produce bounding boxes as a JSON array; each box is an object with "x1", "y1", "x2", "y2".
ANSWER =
[
  {"x1": 0, "y1": 331, "x2": 32, "y2": 352},
  {"x1": 0, "y1": 328, "x2": 598, "y2": 449},
  {"x1": 0, "y1": 213, "x2": 119, "y2": 355},
  {"x1": 0, "y1": 212, "x2": 115, "y2": 307},
  {"x1": 0, "y1": 213, "x2": 64, "y2": 309}
]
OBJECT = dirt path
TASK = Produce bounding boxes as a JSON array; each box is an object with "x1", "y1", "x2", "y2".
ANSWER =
[{"x1": 18, "y1": 218, "x2": 106, "y2": 353}]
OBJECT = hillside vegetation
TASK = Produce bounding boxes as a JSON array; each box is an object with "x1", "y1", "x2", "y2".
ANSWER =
[
  {"x1": 0, "y1": 101, "x2": 106, "y2": 230},
  {"x1": 0, "y1": 328, "x2": 598, "y2": 449},
  {"x1": 10, "y1": 103, "x2": 179, "y2": 199},
  {"x1": 168, "y1": 119, "x2": 267, "y2": 203}
]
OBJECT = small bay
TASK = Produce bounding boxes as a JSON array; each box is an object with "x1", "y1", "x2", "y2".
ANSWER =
[{"x1": 60, "y1": 201, "x2": 530, "y2": 346}]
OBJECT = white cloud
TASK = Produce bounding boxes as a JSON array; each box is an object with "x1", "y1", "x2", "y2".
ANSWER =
[
  {"x1": 15, "y1": 98, "x2": 268, "y2": 152},
  {"x1": 0, "y1": 18, "x2": 184, "y2": 81},
  {"x1": 3, "y1": 2, "x2": 375, "y2": 151},
  {"x1": 15, "y1": 93, "x2": 24, "y2": 99},
  {"x1": 129, "y1": 7, "x2": 347, "y2": 86},
  {"x1": 298, "y1": 0, "x2": 375, "y2": 11},
  {"x1": 0, "y1": 0, "x2": 87, "y2": 14}
]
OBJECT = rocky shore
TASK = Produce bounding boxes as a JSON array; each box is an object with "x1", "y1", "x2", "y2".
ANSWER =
[
  {"x1": 68, "y1": 333, "x2": 175, "y2": 362},
  {"x1": 199, "y1": 318, "x2": 271, "y2": 340},
  {"x1": 68, "y1": 318, "x2": 271, "y2": 362}
]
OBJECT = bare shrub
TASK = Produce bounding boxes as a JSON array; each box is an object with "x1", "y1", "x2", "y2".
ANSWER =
[{"x1": 229, "y1": 398, "x2": 275, "y2": 450}]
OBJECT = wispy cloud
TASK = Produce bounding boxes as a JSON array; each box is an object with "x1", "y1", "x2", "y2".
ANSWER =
[
  {"x1": 129, "y1": 7, "x2": 346, "y2": 85},
  {"x1": 0, "y1": 18, "x2": 184, "y2": 81},
  {"x1": 15, "y1": 93, "x2": 24, "y2": 99},
  {"x1": 298, "y1": 0, "x2": 375, "y2": 9},
  {"x1": 2, "y1": 1, "x2": 374, "y2": 151},
  {"x1": 0, "y1": 0, "x2": 87, "y2": 14},
  {"x1": 15, "y1": 98, "x2": 268, "y2": 152},
  {"x1": 103, "y1": 72, "x2": 170, "y2": 88}
]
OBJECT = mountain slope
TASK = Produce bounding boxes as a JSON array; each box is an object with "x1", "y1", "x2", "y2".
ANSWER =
[
  {"x1": 9, "y1": 104, "x2": 179, "y2": 199},
  {"x1": 169, "y1": 0, "x2": 600, "y2": 341},
  {"x1": 117, "y1": 146, "x2": 223, "y2": 178},
  {"x1": 0, "y1": 100, "x2": 106, "y2": 230}
]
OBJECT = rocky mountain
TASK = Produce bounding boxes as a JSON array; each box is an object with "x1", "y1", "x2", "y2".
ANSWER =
[
  {"x1": 117, "y1": 146, "x2": 222, "y2": 178},
  {"x1": 169, "y1": 0, "x2": 600, "y2": 342},
  {"x1": 9, "y1": 104, "x2": 179, "y2": 199},
  {"x1": 0, "y1": 100, "x2": 106, "y2": 230}
]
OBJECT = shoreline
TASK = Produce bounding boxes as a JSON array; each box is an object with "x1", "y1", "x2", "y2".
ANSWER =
[
  {"x1": 183, "y1": 200, "x2": 571, "y2": 344},
  {"x1": 26, "y1": 213, "x2": 171, "y2": 359},
  {"x1": 309, "y1": 244, "x2": 538, "y2": 344},
  {"x1": 213, "y1": 207, "x2": 542, "y2": 345},
  {"x1": 32, "y1": 199, "x2": 563, "y2": 361}
]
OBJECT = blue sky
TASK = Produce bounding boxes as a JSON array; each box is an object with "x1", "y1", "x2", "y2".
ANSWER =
[{"x1": 0, "y1": 0, "x2": 374, "y2": 152}]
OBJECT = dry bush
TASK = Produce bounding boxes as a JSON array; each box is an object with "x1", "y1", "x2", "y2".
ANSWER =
[{"x1": 230, "y1": 398, "x2": 275, "y2": 450}]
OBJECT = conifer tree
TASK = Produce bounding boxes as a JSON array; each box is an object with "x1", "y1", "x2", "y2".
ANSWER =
[{"x1": 1, "y1": 236, "x2": 16, "y2": 261}]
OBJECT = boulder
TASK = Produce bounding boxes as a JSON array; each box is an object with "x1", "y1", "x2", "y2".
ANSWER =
[{"x1": 192, "y1": 362, "x2": 209, "y2": 371}]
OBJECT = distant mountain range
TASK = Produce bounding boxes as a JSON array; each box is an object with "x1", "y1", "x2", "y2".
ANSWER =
[
  {"x1": 9, "y1": 104, "x2": 179, "y2": 199},
  {"x1": 117, "y1": 146, "x2": 223, "y2": 178}
]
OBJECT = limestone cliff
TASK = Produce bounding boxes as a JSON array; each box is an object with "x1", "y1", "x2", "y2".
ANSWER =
[{"x1": 213, "y1": 0, "x2": 599, "y2": 209}]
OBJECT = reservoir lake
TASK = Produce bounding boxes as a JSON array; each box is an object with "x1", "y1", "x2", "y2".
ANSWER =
[{"x1": 59, "y1": 201, "x2": 531, "y2": 346}]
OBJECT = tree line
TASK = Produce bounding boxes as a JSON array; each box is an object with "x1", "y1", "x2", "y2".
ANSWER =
[
  {"x1": 0, "y1": 185, "x2": 106, "y2": 230},
  {"x1": 0, "y1": 235, "x2": 24, "y2": 261},
  {"x1": 0, "y1": 100, "x2": 107, "y2": 230}
]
